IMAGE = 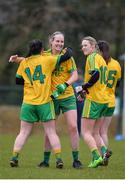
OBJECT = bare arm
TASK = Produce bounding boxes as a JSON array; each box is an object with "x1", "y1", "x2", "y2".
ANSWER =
[
  {"x1": 9, "y1": 55, "x2": 25, "y2": 63},
  {"x1": 8, "y1": 47, "x2": 72, "y2": 64},
  {"x1": 66, "y1": 70, "x2": 78, "y2": 86}
]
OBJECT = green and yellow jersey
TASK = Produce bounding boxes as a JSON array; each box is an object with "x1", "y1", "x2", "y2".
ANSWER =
[
  {"x1": 16, "y1": 54, "x2": 60, "y2": 105},
  {"x1": 43, "y1": 49, "x2": 77, "y2": 99},
  {"x1": 84, "y1": 52, "x2": 109, "y2": 103},
  {"x1": 106, "y1": 58, "x2": 121, "y2": 107}
]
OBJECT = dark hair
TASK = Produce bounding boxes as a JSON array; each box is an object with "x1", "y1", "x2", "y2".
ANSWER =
[
  {"x1": 26, "y1": 39, "x2": 43, "y2": 57},
  {"x1": 98, "y1": 40, "x2": 111, "y2": 63}
]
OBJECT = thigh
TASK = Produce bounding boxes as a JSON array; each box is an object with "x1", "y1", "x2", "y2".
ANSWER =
[
  {"x1": 64, "y1": 109, "x2": 77, "y2": 127},
  {"x1": 20, "y1": 120, "x2": 33, "y2": 128},
  {"x1": 20, "y1": 120, "x2": 33, "y2": 133},
  {"x1": 42, "y1": 120, "x2": 56, "y2": 133},
  {"x1": 93, "y1": 118, "x2": 104, "y2": 133},
  {"x1": 82, "y1": 118, "x2": 95, "y2": 134},
  {"x1": 101, "y1": 116, "x2": 112, "y2": 132}
]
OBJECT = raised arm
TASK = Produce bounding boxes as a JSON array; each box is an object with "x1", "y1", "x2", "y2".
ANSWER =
[
  {"x1": 58, "y1": 47, "x2": 73, "y2": 65},
  {"x1": 9, "y1": 55, "x2": 25, "y2": 63}
]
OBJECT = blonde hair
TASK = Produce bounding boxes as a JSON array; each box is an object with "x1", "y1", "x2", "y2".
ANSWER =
[
  {"x1": 82, "y1": 36, "x2": 99, "y2": 52},
  {"x1": 49, "y1": 31, "x2": 64, "y2": 47}
]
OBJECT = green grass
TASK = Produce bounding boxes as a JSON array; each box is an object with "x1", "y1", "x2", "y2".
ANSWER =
[{"x1": 0, "y1": 134, "x2": 125, "y2": 179}]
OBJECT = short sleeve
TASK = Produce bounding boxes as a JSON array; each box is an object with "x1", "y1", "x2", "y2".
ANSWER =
[
  {"x1": 67, "y1": 57, "x2": 77, "y2": 73},
  {"x1": 87, "y1": 52, "x2": 99, "y2": 73},
  {"x1": 16, "y1": 61, "x2": 24, "y2": 78},
  {"x1": 48, "y1": 56, "x2": 59, "y2": 71},
  {"x1": 117, "y1": 62, "x2": 121, "y2": 80}
]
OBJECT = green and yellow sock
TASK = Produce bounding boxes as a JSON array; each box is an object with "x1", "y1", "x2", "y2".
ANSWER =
[
  {"x1": 12, "y1": 151, "x2": 19, "y2": 160},
  {"x1": 101, "y1": 146, "x2": 108, "y2": 155},
  {"x1": 91, "y1": 149, "x2": 100, "y2": 161},
  {"x1": 54, "y1": 149, "x2": 61, "y2": 161}
]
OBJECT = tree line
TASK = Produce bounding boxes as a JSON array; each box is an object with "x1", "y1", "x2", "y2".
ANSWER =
[{"x1": 0, "y1": 0, "x2": 125, "y2": 85}]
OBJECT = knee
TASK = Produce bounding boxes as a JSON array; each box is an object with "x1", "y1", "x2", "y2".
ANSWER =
[
  {"x1": 69, "y1": 125, "x2": 78, "y2": 134},
  {"x1": 100, "y1": 130, "x2": 106, "y2": 137},
  {"x1": 93, "y1": 131, "x2": 100, "y2": 139},
  {"x1": 100, "y1": 127, "x2": 106, "y2": 136}
]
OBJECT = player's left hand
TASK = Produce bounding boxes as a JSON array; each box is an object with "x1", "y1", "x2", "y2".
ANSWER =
[
  {"x1": 56, "y1": 82, "x2": 69, "y2": 94},
  {"x1": 51, "y1": 90, "x2": 59, "y2": 99},
  {"x1": 9, "y1": 55, "x2": 18, "y2": 62}
]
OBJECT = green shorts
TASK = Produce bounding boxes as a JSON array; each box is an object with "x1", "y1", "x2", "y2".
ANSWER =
[
  {"x1": 82, "y1": 98, "x2": 108, "y2": 119},
  {"x1": 103, "y1": 106, "x2": 115, "y2": 117},
  {"x1": 20, "y1": 101, "x2": 55, "y2": 123},
  {"x1": 53, "y1": 95, "x2": 76, "y2": 116}
]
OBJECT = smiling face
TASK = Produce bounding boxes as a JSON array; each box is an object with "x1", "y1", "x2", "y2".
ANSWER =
[
  {"x1": 50, "y1": 34, "x2": 64, "y2": 55},
  {"x1": 81, "y1": 39, "x2": 96, "y2": 56}
]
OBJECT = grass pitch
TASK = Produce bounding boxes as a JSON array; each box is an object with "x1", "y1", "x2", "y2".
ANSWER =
[{"x1": 0, "y1": 134, "x2": 125, "y2": 179}]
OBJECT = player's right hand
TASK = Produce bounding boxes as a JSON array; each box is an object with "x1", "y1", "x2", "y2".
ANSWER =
[{"x1": 77, "y1": 89, "x2": 86, "y2": 101}]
